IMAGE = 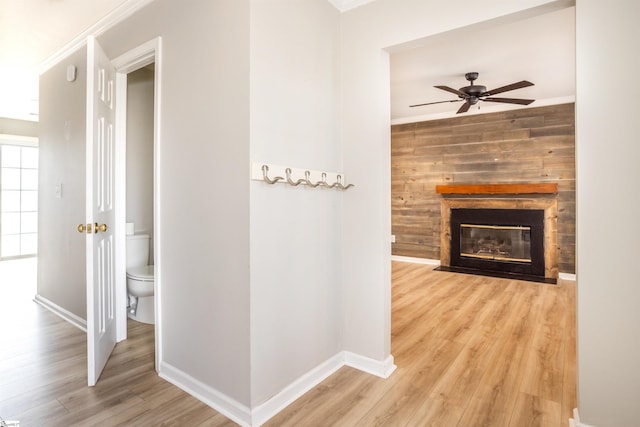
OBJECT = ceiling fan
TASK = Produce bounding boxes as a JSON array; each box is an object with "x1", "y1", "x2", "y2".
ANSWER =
[{"x1": 410, "y1": 72, "x2": 535, "y2": 114}]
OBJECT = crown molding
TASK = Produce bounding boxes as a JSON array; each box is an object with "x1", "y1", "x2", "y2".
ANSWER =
[
  {"x1": 39, "y1": 0, "x2": 155, "y2": 74},
  {"x1": 40, "y1": 0, "x2": 376, "y2": 73},
  {"x1": 327, "y1": 0, "x2": 377, "y2": 12}
]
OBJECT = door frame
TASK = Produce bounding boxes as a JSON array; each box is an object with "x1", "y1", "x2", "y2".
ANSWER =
[{"x1": 112, "y1": 37, "x2": 163, "y2": 369}]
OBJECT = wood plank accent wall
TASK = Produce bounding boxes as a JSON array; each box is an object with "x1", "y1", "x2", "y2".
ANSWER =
[{"x1": 391, "y1": 103, "x2": 576, "y2": 273}]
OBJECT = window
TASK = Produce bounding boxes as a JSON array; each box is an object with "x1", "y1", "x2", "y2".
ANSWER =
[{"x1": 1, "y1": 143, "x2": 38, "y2": 259}]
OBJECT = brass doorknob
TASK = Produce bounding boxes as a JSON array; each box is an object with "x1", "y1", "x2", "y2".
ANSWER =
[
  {"x1": 95, "y1": 223, "x2": 108, "y2": 233},
  {"x1": 77, "y1": 223, "x2": 93, "y2": 234}
]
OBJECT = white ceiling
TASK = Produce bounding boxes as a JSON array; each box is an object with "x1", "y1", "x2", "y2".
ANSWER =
[
  {"x1": 0, "y1": 0, "x2": 574, "y2": 124},
  {"x1": 390, "y1": 6, "x2": 575, "y2": 123}
]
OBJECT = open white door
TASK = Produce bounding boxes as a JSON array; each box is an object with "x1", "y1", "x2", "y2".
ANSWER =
[{"x1": 85, "y1": 36, "x2": 117, "y2": 386}]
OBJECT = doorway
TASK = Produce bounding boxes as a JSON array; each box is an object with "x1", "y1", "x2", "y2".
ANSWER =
[
  {"x1": 124, "y1": 65, "x2": 155, "y2": 321},
  {"x1": 112, "y1": 37, "x2": 162, "y2": 369}
]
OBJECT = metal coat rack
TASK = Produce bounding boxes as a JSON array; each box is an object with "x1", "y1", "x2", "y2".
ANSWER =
[{"x1": 251, "y1": 162, "x2": 354, "y2": 190}]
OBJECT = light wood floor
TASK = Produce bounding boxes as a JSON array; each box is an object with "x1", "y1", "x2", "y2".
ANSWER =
[{"x1": 0, "y1": 261, "x2": 576, "y2": 426}]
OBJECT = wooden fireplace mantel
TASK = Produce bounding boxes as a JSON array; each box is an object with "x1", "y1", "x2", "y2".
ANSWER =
[{"x1": 436, "y1": 183, "x2": 558, "y2": 195}]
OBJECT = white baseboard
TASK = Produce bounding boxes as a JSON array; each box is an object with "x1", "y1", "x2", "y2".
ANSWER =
[
  {"x1": 570, "y1": 408, "x2": 597, "y2": 427},
  {"x1": 33, "y1": 294, "x2": 87, "y2": 332},
  {"x1": 559, "y1": 272, "x2": 577, "y2": 281},
  {"x1": 251, "y1": 353, "x2": 345, "y2": 426},
  {"x1": 160, "y1": 350, "x2": 396, "y2": 426},
  {"x1": 344, "y1": 351, "x2": 397, "y2": 378},
  {"x1": 391, "y1": 255, "x2": 440, "y2": 265},
  {"x1": 159, "y1": 361, "x2": 252, "y2": 427},
  {"x1": 252, "y1": 351, "x2": 395, "y2": 425}
]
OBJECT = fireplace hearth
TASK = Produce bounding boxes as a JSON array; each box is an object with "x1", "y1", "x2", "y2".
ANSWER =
[{"x1": 437, "y1": 184, "x2": 559, "y2": 284}]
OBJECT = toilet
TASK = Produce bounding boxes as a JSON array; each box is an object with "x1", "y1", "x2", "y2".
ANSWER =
[{"x1": 126, "y1": 233, "x2": 155, "y2": 324}]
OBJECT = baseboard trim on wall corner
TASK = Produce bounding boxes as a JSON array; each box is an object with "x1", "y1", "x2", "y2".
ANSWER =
[
  {"x1": 33, "y1": 294, "x2": 87, "y2": 332},
  {"x1": 570, "y1": 408, "x2": 597, "y2": 427},
  {"x1": 251, "y1": 353, "x2": 344, "y2": 426},
  {"x1": 159, "y1": 351, "x2": 397, "y2": 427},
  {"x1": 391, "y1": 255, "x2": 440, "y2": 266},
  {"x1": 253, "y1": 351, "x2": 395, "y2": 425},
  {"x1": 559, "y1": 272, "x2": 577, "y2": 281},
  {"x1": 344, "y1": 351, "x2": 397, "y2": 378},
  {"x1": 159, "y1": 361, "x2": 252, "y2": 427}
]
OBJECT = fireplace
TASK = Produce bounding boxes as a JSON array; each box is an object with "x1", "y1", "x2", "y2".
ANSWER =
[
  {"x1": 450, "y1": 208, "x2": 545, "y2": 279},
  {"x1": 437, "y1": 184, "x2": 558, "y2": 284}
]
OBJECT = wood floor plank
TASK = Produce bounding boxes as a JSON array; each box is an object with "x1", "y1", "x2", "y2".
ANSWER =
[
  {"x1": 427, "y1": 323, "x2": 500, "y2": 408},
  {"x1": 456, "y1": 282, "x2": 542, "y2": 426},
  {"x1": 561, "y1": 280, "x2": 578, "y2": 426},
  {"x1": 519, "y1": 284, "x2": 567, "y2": 404},
  {"x1": 267, "y1": 367, "x2": 402, "y2": 427},
  {"x1": 351, "y1": 338, "x2": 463, "y2": 426},
  {"x1": 508, "y1": 392, "x2": 562, "y2": 427},
  {"x1": 392, "y1": 272, "x2": 482, "y2": 361},
  {"x1": 403, "y1": 397, "x2": 465, "y2": 427}
]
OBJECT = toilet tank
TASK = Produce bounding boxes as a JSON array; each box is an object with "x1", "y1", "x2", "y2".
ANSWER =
[{"x1": 126, "y1": 234, "x2": 150, "y2": 269}]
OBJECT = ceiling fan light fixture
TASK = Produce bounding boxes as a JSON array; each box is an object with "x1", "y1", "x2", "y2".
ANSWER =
[
  {"x1": 409, "y1": 72, "x2": 535, "y2": 114},
  {"x1": 459, "y1": 85, "x2": 486, "y2": 97}
]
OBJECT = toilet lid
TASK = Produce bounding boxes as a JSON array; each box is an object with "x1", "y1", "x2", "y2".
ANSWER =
[{"x1": 127, "y1": 265, "x2": 154, "y2": 281}]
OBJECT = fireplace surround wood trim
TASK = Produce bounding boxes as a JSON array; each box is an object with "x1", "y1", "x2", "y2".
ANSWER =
[
  {"x1": 440, "y1": 198, "x2": 558, "y2": 280},
  {"x1": 436, "y1": 183, "x2": 558, "y2": 195}
]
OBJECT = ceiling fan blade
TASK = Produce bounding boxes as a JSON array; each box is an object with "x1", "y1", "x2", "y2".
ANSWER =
[
  {"x1": 456, "y1": 102, "x2": 471, "y2": 114},
  {"x1": 409, "y1": 99, "x2": 463, "y2": 108},
  {"x1": 482, "y1": 80, "x2": 534, "y2": 97},
  {"x1": 482, "y1": 97, "x2": 535, "y2": 105},
  {"x1": 434, "y1": 85, "x2": 467, "y2": 98}
]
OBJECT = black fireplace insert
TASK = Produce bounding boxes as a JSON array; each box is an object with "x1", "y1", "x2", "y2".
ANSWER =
[{"x1": 446, "y1": 208, "x2": 553, "y2": 283}]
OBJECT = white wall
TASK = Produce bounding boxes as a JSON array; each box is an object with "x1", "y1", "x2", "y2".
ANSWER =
[
  {"x1": 104, "y1": 0, "x2": 252, "y2": 406},
  {"x1": 38, "y1": 46, "x2": 88, "y2": 318},
  {"x1": 248, "y1": 0, "x2": 342, "y2": 406},
  {"x1": 339, "y1": 0, "x2": 566, "y2": 363},
  {"x1": 576, "y1": 1, "x2": 640, "y2": 425},
  {"x1": 125, "y1": 67, "x2": 154, "y2": 262}
]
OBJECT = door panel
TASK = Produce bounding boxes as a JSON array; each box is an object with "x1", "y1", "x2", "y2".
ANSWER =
[{"x1": 86, "y1": 36, "x2": 117, "y2": 386}]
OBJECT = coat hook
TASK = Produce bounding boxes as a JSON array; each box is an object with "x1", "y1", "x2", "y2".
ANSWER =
[
  {"x1": 335, "y1": 174, "x2": 354, "y2": 190},
  {"x1": 304, "y1": 170, "x2": 320, "y2": 188},
  {"x1": 262, "y1": 165, "x2": 283, "y2": 184},
  {"x1": 316, "y1": 172, "x2": 330, "y2": 188},
  {"x1": 285, "y1": 168, "x2": 305, "y2": 186},
  {"x1": 328, "y1": 174, "x2": 340, "y2": 189}
]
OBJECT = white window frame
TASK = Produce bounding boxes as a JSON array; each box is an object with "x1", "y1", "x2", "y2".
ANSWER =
[{"x1": 0, "y1": 134, "x2": 39, "y2": 260}]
